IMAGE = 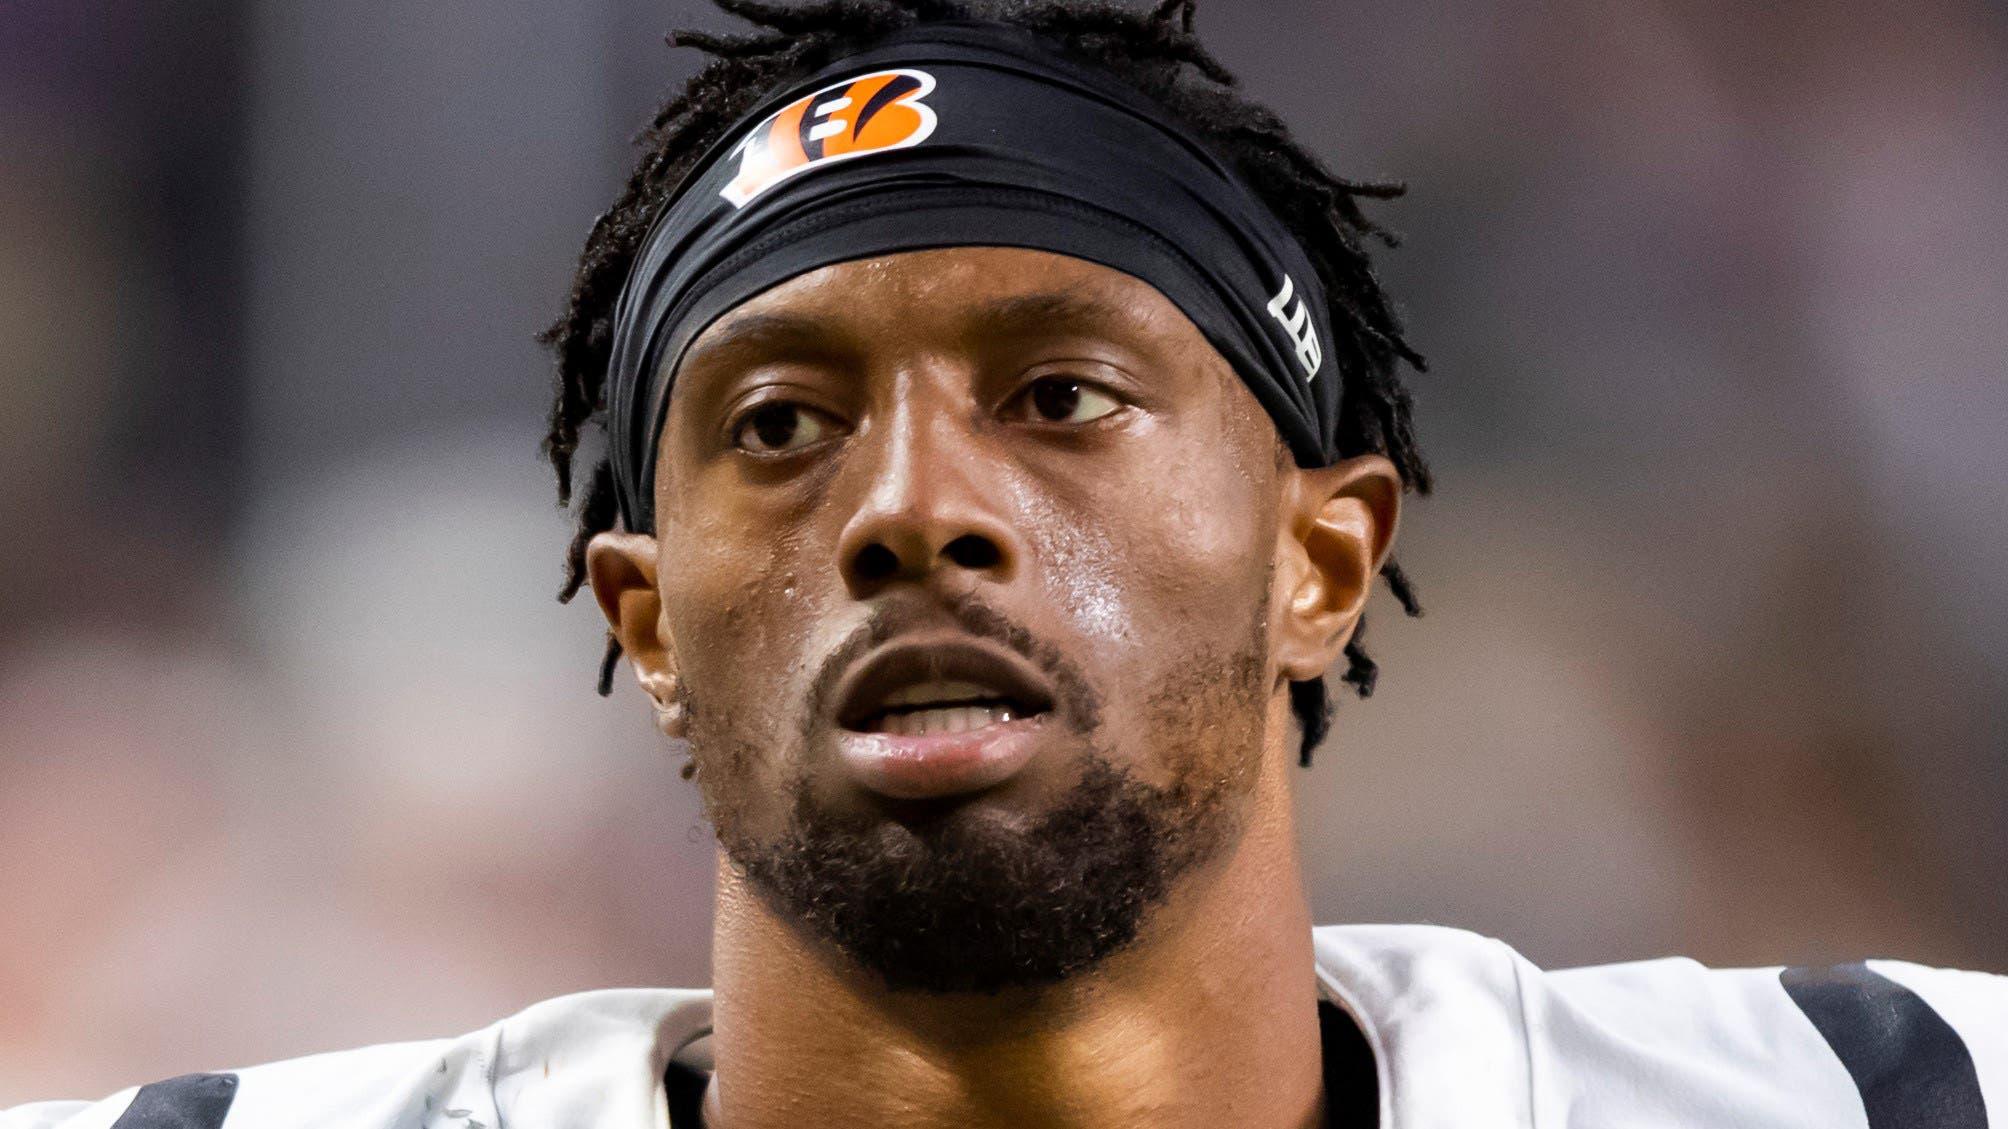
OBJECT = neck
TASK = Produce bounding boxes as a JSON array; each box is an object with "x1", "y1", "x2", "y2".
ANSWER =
[{"x1": 702, "y1": 755, "x2": 1326, "y2": 1129}]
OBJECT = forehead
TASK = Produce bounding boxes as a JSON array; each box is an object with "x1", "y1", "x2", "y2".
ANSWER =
[{"x1": 681, "y1": 246, "x2": 1214, "y2": 360}]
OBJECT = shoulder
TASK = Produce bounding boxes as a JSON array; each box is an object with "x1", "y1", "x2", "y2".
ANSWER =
[
  {"x1": 1, "y1": 987, "x2": 712, "y2": 1129},
  {"x1": 1312, "y1": 923, "x2": 2008, "y2": 1129}
]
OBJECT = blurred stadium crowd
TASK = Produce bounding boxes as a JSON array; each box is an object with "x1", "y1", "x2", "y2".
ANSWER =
[{"x1": 2, "y1": 0, "x2": 2003, "y2": 1104}]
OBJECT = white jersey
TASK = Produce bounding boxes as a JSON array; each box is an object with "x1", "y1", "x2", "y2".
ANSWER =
[{"x1": 6, "y1": 924, "x2": 2002, "y2": 1128}]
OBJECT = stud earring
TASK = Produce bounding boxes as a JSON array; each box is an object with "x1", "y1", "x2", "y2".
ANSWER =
[{"x1": 651, "y1": 677, "x2": 689, "y2": 740}]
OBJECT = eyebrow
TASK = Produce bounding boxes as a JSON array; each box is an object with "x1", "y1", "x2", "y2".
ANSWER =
[
  {"x1": 675, "y1": 286, "x2": 1153, "y2": 382},
  {"x1": 678, "y1": 311, "x2": 852, "y2": 377},
  {"x1": 962, "y1": 289, "x2": 1155, "y2": 344}
]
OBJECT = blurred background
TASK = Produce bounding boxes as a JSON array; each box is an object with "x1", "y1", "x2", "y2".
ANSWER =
[{"x1": 3, "y1": 0, "x2": 2005, "y2": 1103}]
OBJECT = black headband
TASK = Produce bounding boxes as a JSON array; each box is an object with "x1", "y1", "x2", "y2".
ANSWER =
[{"x1": 606, "y1": 20, "x2": 1339, "y2": 532}]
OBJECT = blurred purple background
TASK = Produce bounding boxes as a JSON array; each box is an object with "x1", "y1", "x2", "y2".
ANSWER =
[{"x1": 3, "y1": 0, "x2": 2004, "y2": 1103}]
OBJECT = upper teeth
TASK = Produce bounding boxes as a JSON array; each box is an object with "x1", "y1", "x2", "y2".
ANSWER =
[
  {"x1": 880, "y1": 680, "x2": 1001, "y2": 709},
  {"x1": 869, "y1": 703, "x2": 1018, "y2": 737}
]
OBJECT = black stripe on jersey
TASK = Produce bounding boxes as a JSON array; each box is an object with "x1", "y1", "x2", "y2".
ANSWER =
[
  {"x1": 109, "y1": 1073, "x2": 238, "y2": 1129},
  {"x1": 1317, "y1": 998, "x2": 1379, "y2": 1129},
  {"x1": 1781, "y1": 962, "x2": 1988, "y2": 1128}
]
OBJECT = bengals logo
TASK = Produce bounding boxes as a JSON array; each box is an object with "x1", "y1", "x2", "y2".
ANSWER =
[{"x1": 721, "y1": 69, "x2": 939, "y2": 208}]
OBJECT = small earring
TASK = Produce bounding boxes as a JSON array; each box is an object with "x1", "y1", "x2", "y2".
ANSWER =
[{"x1": 652, "y1": 679, "x2": 689, "y2": 740}]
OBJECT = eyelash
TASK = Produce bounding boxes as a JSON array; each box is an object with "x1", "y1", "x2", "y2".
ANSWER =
[
  {"x1": 1005, "y1": 374, "x2": 1128, "y2": 426},
  {"x1": 723, "y1": 374, "x2": 1133, "y2": 457},
  {"x1": 728, "y1": 400, "x2": 843, "y2": 456}
]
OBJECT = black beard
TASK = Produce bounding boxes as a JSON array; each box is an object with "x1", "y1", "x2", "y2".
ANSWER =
[
  {"x1": 691, "y1": 588, "x2": 1271, "y2": 995},
  {"x1": 724, "y1": 752, "x2": 1236, "y2": 994}
]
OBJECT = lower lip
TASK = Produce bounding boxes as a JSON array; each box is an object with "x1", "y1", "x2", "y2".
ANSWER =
[{"x1": 835, "y1": 715, "x2": 1047, "y2": 800}]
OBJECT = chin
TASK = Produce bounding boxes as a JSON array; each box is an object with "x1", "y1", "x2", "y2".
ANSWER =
[{"x1": 724, "y1": 753, "x2": 1239, "y2": 995}]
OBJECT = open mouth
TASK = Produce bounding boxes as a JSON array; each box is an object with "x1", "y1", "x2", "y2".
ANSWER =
[
  {"x1": 829, "y1": 636, "x2": 1059, "y2": 800},
  {"x1": 854, "y1": 679, "x2": 1036, "y2": 736},
  {"x1": 834, "y1": 639, "x2": 1057, "y2": 737}
]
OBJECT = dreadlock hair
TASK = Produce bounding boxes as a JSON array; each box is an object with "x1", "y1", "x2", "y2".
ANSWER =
[{"x1": 541, "y1": 0, "x2": 1432, "y2": 769}]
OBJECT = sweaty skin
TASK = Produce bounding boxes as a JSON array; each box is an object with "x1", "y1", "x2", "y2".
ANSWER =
[{"x1": 588, "y1": 247, "x2": 1400, "y2": 1129}]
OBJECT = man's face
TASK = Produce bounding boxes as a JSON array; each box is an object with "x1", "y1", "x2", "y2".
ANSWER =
[{"x1": 631, "y1": 247, "x2": 1307, "y2": 992}]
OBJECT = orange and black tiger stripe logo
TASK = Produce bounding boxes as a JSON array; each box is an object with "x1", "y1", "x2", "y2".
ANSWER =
[{"x1": 721, "y1": 69, "x2": 939, "y2": 208}]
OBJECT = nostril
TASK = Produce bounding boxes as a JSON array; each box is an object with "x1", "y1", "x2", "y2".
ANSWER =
[
  {"x1": 942, "y1": 534, "x2": 1002, "y2": 571},
  {"x1": 853, "y1": 542, "x2": 900, "y2": 582}
]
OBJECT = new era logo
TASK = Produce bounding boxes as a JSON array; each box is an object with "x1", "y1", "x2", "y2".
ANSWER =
[{"x1": 1266, "y1": 273, "x2": 1323, "y2": 380}]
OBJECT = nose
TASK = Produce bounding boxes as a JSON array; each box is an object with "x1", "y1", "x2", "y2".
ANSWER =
[{"x1": 836, "y1": 395, "x2": 1021, "y2": 598}]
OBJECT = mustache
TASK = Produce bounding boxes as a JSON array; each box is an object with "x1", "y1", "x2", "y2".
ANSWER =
[{"x1": 803, "y1": 592, "x2": 1100, "y2": 732}]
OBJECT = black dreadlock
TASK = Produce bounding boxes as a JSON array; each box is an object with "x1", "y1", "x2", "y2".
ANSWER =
[{"x1": 540, "y1": 0, "x2": 1432, "y2": 768}]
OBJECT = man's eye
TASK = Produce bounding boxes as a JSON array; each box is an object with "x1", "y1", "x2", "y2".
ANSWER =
[
  {"x1": 1019, "y1": 377, "x2": 1122, "y2": 424},
  {"x1": 733, "y1": 402, "x2": 834, "y2": 454}
]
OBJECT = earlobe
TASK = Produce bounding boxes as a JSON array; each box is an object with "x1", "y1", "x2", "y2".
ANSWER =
[
  {"x1": 585, "y1": 531, "x2": 684, "y2": 733},
  {"x1": 1273, "y1": 455, "x2": 1402, "y2": 682}
]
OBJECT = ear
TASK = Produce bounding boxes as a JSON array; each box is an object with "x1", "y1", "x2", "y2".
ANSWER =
[
  {"x1": 1272, "y1": 454, "x2": 1402, "y2": 682},
  {"x1": 586, "y1": 530, "x2": 685, "y2": 738}
]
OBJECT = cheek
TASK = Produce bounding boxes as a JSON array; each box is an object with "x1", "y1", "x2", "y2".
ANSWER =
[
  {"x1": 656, "y1": 514, "x2": 825, "y2": 840},
  {"x1": 1020, "y1": 425, "x2": 1278, "y2": 716},
  {"x1": 657, "y1": 450, "x2": 816, "y2": 658},
  {"x1": 656, "y1": 506, "x2": 816, "y2": 735}
]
